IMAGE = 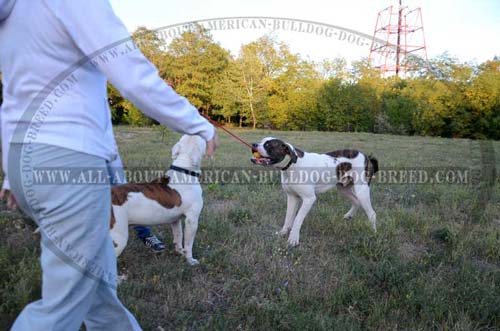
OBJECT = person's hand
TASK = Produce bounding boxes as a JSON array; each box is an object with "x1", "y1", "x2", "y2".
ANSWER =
[
  {"x1": 206, "y1": 130, "x2": 219, "y2": 158},
  {"x1": 0, "y1": 189, "x2": 18, "y2": 211}
]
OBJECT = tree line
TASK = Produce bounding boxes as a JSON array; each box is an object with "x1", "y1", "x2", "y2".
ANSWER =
[{"x1": 2, "y1": 26, "x2": 499, "y2": 139}]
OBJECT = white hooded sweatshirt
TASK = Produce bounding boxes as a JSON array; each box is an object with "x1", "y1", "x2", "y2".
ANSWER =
[{"x1": 0, "y1": 0, "x2": 215, "y2": 189}]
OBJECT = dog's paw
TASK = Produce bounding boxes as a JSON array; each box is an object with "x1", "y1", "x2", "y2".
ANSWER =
[
  {"x1": 278, "y1": 228, "x2": 290, "y2": 237},
  {"x1": 343, "y1": 213, "x2": 353, "y2": 220},
  {"x1": 186, "y1": 257, "x2": 199, "y2": 266},
  {"x1": 287, "y1": 234, "x2": 300, "y2": 247},
  {"x1": 174, "y1": 246, "x2": 184, "y2": 255}
]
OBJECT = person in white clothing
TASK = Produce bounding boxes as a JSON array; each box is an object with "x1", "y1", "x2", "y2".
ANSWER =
[{"x1": 0, "y1": 0, "x2": 218, "y2": 330}]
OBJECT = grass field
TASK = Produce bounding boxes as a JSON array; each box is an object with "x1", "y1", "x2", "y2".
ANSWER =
[{"x1": 1, "y1": 126, "x2": 500, "y2": 330}]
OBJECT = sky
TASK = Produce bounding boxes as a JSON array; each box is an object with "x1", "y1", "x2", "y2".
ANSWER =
[{"x1": 109, "y1": 0, "x2": 500, "y2": 64}]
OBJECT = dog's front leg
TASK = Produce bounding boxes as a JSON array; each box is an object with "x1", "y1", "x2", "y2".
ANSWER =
[
  {"x1": 170, "y1": 219, "x2": 183, "y2": 255},
  {"x1": 337, "y1": 184, "x2": 359, "y2": 220},
  {"x1": 280, "y1": 193, "x2": 300, "y2": 236},
  {"x1": 288, "y1": 196, "x2": 316, "y2": 247},
  {"x1": 183, "y1": 215, "x2": 200, "y2": 266},
  {"x1": 110, "y1": 206, "x2": 129, "y2": 257}
]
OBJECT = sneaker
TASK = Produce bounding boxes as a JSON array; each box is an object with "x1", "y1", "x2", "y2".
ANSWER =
[{"x1": 141, "y1": 235, "x2": 166, "y2": 253}]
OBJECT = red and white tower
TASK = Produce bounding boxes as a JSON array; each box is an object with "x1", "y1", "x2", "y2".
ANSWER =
[{"x1": 369, "y1": 0, "x2": 429, "y2": 77}]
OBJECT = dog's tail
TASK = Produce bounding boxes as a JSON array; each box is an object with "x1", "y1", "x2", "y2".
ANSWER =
[
  {"x1": 368, "y1": 155, "x2": 379, "y2": 174},
  {"x1": 365, "y1": 155, "x2": 379, "y2": 185}
]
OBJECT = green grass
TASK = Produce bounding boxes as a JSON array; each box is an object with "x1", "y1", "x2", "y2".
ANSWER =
[{"x1": 1, "y1": 126, "x2": 500, "y2": 330}]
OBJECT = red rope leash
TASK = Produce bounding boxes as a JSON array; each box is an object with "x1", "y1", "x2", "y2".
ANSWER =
[{"x1": 201, "y1": 113, "x2": 253, "y2": 149}]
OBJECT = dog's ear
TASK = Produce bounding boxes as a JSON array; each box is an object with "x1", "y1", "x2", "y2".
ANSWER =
[
  {"x1": 284, "y1": 143, "x2": 297, "y2": 163},
  {"x1": 171, "y1": 141, "x2": 181, "y2": 159}
]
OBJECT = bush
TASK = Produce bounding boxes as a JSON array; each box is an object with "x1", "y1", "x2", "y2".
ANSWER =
[{"x1": 122, "y1": 101, "x2": 154, "y2": 126}]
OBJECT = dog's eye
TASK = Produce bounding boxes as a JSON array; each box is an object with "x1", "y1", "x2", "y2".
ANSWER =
[{"x1": 264, "y1": 142, "x2": 270, "y2": 148}]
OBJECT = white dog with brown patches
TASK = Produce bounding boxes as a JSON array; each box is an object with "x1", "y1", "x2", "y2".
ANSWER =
[
  {"x1": 251, "y1": 137, "x2": 379, "y2": 247},
  {"x1": 110, "y1": 135, "x2": 206, "y2": 265}
]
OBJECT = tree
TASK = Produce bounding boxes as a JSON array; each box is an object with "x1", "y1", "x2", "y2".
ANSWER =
[
  {"x1": 428, "y1": 52, "x2": 473, "y2": 83},
  {"x1": 107, "y1": 26, "x2": 165, "y2": 126},
  {"x1": 268, "y1": 57, "x2": 321, "y2": 130},
  {"x1": 164, "y1": 24, "x2": 230, "y2": 116},
  {"x1": 212, "y1": 60, "x2": 247, "y2": 126},
  {"x1": 317, "y1": 79, "x2": 379, "y2": 132},
  {"x1": 465, "y1": 60, "x2": 500, "y2": 139},
  {"x1": 219, "y1": 35, "x2": 321, "y2": 130},
  {"x1": 317, "y1": 57, "x2": 348, "y2": 81},
  {"x1": 234, "y1": 37, "x2": 274, "y2": 129},
  {"x1": 99, "y1": 26, "x2": 500, "y2": 140},
  {"x1": 379, "y1": 88, "x2": 417, "y2": 134}
]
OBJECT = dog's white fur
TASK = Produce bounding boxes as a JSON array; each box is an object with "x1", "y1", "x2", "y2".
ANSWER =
[
  {"x1": 253, "y1": 137, "x2": 377, "y2": 246},
  {"x1": 110, "y1": 135, "x2": 205, "y2": 265}
]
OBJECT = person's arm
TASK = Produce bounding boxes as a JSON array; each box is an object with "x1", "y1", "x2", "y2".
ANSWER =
[
  {"x1": 44, "y1": 0, "x2": 216, "y2": 143},
  {"x1": 107, "y1": 151, "x2": 127, "y2": 186}
]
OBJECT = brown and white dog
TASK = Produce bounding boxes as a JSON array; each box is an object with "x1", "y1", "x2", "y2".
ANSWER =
[
  {"x1": 110, "y1": 135, "x2": 206, "y2": 265},
  {"x1": 251, "y1": 137, "x2": 379, "y2": 246}
]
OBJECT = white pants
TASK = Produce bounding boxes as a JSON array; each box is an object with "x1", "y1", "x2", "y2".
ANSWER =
[{"x1": 8, "y1": 143, "x2": 141, "y2": 331}]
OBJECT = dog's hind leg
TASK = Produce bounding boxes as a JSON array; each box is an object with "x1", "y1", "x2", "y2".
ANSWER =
[
  {"x1": 288, "y1": 195, "x2": 316, "y2": 247},
  {"x1": 279, "y1": 193, "x2": 300, "y2": 236},
  {"x1": 337, "y1": 184, "x2": 359, "y2": 220},
  {"x1": 170, "y1": 219, "x2": 183, "y2": 255},
  {"x1": 353, "y1": 184, "x2": 376, "y2": 232},
  {"x1": 183, "y1": 211, "x2": 200, "y2": 266}
]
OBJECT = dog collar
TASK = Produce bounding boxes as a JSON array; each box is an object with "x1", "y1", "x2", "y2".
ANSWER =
[
  {"x1": 281, "y1": 158, "x2": 295, "y2": 171},
  {"x1": 278, "y1": 144, "x2": 299, "y2": 171},
  {"x1": 169, "y1": 165, "x2": 201, "y2": 178}
]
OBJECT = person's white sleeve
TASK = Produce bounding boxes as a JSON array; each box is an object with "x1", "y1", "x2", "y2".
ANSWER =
[
  {"x1": 107, "y1": 151, "x2": 127, "y2": 185},
  {"x1": 44, "y1": 0, "x2": 215, "y2": 141}
]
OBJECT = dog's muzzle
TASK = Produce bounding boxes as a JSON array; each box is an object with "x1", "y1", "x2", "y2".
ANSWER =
[
  {"x1": 250, "y1": 143, "x2": 274, "y2": 166},
  {"x1": 250, "y1": 155, "x2": 274, "y2": 166}
]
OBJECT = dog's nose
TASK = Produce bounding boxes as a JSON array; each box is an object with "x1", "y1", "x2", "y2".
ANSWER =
[{"x1": 251, "y1": 143, "x2": 259, "y2": 152}]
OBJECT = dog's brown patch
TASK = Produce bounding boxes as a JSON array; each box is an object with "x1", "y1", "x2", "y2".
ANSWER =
[
  {"x1": 336, "y1": 162, "x2": 353, "y2": 186},
  {"x1": 111, "y1": 176, "x2": 182, "y2": 209},
  {"x1": 326, "y1": 149, "x2": 359, "y2": 159}
]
